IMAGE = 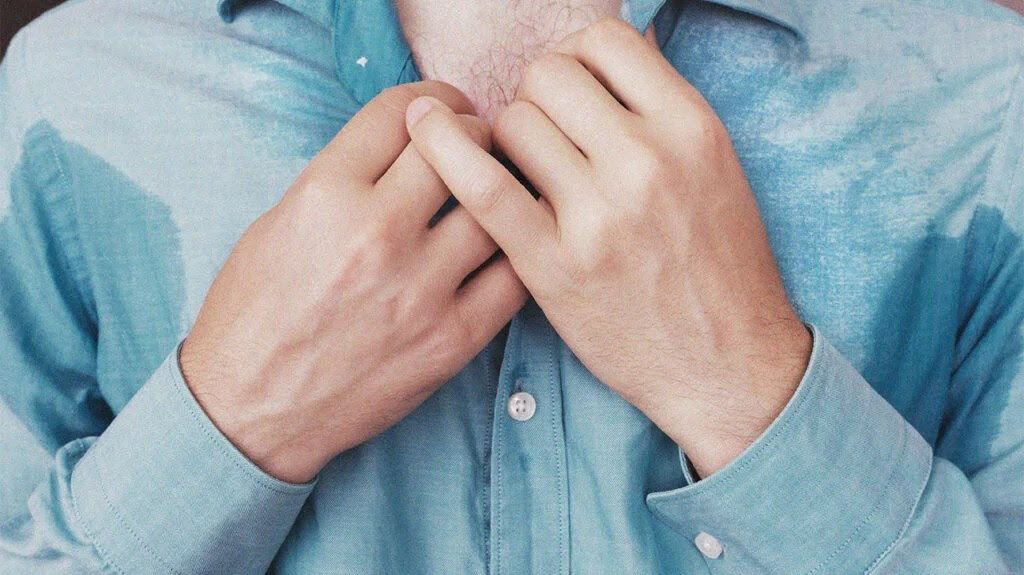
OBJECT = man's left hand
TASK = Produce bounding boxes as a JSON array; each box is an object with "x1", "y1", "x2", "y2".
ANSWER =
[{"x1": 406, "y1": 17, "x2": 812, "y2": 478}]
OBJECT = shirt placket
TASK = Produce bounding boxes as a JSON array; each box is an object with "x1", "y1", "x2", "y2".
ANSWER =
[{"x1": 490, "y1": 300, "x2": 571, "y2": 575}]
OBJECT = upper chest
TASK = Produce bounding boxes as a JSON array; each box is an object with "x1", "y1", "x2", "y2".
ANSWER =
[{"x1": 393, "y1": 0, "x2": 621, "y2": 121}]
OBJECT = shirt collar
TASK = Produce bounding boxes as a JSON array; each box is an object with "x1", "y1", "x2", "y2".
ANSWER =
[
  {"x1": 708, "y1": 0, "x2": 806, "y2": 38},
  {"x1": 216, "y1": 0, "x2": 807, "y2": 105},
  {"x1": 218, "y1": 0, "x2": 807, "y2": 34},
  {"x1": 218, "y1": 0, "x2": 334, "y2": 29}
]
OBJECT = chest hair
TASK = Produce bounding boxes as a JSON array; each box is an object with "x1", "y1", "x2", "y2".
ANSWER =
[{"x1": 396, "y1": 0, "x2": 621, "y2": 122}]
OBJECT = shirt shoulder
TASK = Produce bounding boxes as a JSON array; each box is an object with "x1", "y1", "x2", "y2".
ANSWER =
[
  {"x1": 885, "y1": 1, "x2": 1024, "y2": 231},
  {"x1": 3, "y1": 0, "x2": 223, "y2": 122},
  {"x1": 4, "y1": 0, "x2": 341, "y2": 159},
  {"x1": 801, "y1": 0, "x2": 1023, "y2": 66},
  {"x1": 801, "y1": 1, "x2": 1024, "y2": 221},
  {"x1": 896, "y1": 0, "x2": 1024, "y2": 26}
]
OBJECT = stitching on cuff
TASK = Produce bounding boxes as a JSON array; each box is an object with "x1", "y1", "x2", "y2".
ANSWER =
[
  {"x1": 81, "y1": 439, "x2": 182, "y2": 575},
  {"x1": 805, "y1": 419, "x2": 914, "y2": 575},
  {"x1": 863, "y1": 445, "x2": 934, "y2": 574},
  {"x1": 67, "y1": 439, "x2": 128, "y2": 575}
]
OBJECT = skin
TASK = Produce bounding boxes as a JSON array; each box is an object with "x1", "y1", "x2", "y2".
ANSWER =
[
  {"x1": 405, "y1": 18, "x2": 812, "y2": 478},
  {"x1": 182, "y1": 18, "x2": 811, "y2": 484},
  {"x1": 394, "y1": 0, "x2": 621, "y2": 123},
  {"x1": 180, "y1": 81, "x2": 527, "y2": 483}
]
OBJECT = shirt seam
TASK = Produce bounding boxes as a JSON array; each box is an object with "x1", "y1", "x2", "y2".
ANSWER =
[
  {"x1": 863, "y1": 447, "x2": 934, "y2": 574},
  {"x1": 480, "y1": 340, "x2": 497, "y2": 573},
  {"x1": 13, "y1": 29, "x2": 127, "y2": 575},
  {"x1": 545, "y1": 327, "x2": 566, "y2": 575},
  {"x1": 38, "y1": 132, "x2": 98, "y2": 325},
  {"x1": 494, "y1": 321, "x2": 518, "y2": 575},
  {"x1": 648, "y1": 331, "x2": 927, "y2": 572},
  {"x1": 804, "y1": 414, "x2": 912, "y2": 575},
  {"x1": 85, "y1": 444, "x2": 184, "y2": 575},
  {"x1": 955, "y1": 53, "x2": 1024, "y2": 372},
  {"x1": 975, "y1": 53, "x2": 1024, "y2": 285},
  {"x1": 66, "y1": 439, "x2": 129, "y2": 575},
  {"x1": 17, "y1": 26, "x2": 98, "y2": 329}
]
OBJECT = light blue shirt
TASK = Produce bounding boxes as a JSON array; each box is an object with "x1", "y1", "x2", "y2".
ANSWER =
[{"x1": 1, "y1": 0, "x2": 1022, "y2": 572}]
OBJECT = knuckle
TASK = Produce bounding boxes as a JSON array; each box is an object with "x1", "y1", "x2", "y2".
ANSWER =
[
  {"x1": 415, "y1": 103, "x2": 458, "y2": 140},
  {"x1": 536, "y1": 52, "x2": 575, "y2": 74},
  {"x1": 467, "y1": 170, "x2": 510, "y2": 212},
  {"x1": 518, "y1": 64, "x2": 543, "y2": 98},
  {"x1": 685, "y1": 106, "x2": 725, "y2": 149},
  {"x1": 284, "y1": 173, "x2": 349, "y2": 220},
  {"x1": 566, "y1": 215, "x2": 618, "y2": 278},
  {"x1": 291, "y1": 173, "x2": 334, "y2": 205},
  {"x1": 376, "y1": 287, "x2": 421, "y2": 334},
  {"x1": 565, "y1": 245, "x2": 601, "y2": 284},
  {"x1": 504, "y1": 99, "x2": 535, "y2": 119},
  {"x1": 582, "y1": 238, "x2": 617, "y2": 275},
  {"x1": 584, "y1": 17, "x2": 635, "y2": 46},
  {"x1": 395, "y1": 286, "x2": 433, "y2": 323},
  {"x1": 367, "y1": 221, "x2": 401, "y2": 255},
  {"x1": 521, "y1": 53, "x2": 572, "y2": 96},
  {"x1": 623, "y1": 145, "x2": 671, "y2": 191},
  {"x1": 336, "y1": 223, "x2": 391, "y2": 280}
]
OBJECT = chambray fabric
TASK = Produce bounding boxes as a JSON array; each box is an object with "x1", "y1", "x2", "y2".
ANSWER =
[
  {"x1": 0, "y1": 0, "x2": 1022, "y2": 572},
  {"x1": 0, "y1": 407, "x2": 45, "y2": 521}
]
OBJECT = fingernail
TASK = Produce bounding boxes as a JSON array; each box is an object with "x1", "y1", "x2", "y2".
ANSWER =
[{"x1": 406, "y1": 96, "x2": 435, "y2": 128}]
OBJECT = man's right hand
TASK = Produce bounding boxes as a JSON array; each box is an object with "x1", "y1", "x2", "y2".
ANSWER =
[{"x1": 179, "y1": 81, "x2": 525, "y2": 484}]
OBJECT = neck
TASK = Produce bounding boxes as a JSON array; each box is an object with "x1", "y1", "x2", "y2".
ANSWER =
[{"x1": 395, "y1": 0, "x2": 622, "y2": 123}]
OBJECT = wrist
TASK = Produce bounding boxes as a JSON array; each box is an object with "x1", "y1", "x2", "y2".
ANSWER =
[
  {"x1": 178, "y1": 336, "x2": 324, "y2": 484},
  {"x1": 656, "y1": 318, "x2": 812, "y2": 478}
]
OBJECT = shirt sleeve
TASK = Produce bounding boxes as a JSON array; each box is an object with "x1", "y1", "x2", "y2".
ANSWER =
[
  {"x1": 0, "y1": 29, "x2": 314, "y2": 574},
  {"x1": 647, "y1": 74, "x2": 1024, "y2": 575}
]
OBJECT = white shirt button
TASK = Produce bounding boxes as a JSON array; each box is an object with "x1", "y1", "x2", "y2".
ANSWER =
[
  {"x1": 695, "y1": 531, "x2": 723, "y2": 559},
  {"x1": 506, "y1": 391, "x2": 536, "y2": 421}
]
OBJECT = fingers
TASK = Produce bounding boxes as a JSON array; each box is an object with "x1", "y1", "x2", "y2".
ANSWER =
[
  {"x1": 427, "y1": 205, "x2": 499, "y2": 289},
  {"x1": 316, "y1": 81, "x2": 476, "y2": 184},
  {"x1": 447, "y1": 255, "x2": 528, "y2": 351},
  {"x1": 492, "y1": 100, "x2": 590, "y2": 216},
  {"x1": 553, "y1": 18, "x2": 695, "y2": 117},
  {"x1": 515, "y1": 51, "x2": 633, "y2": 157},
  {"x1": 376, "y1": 114, "x2": 491, "y2": 227},
  {"x1": 644, "y1": 24, "x2": 658, "y2": 47},
  {"x1": 406, "y1": 96, "x2": 557, "y2": 282}
]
